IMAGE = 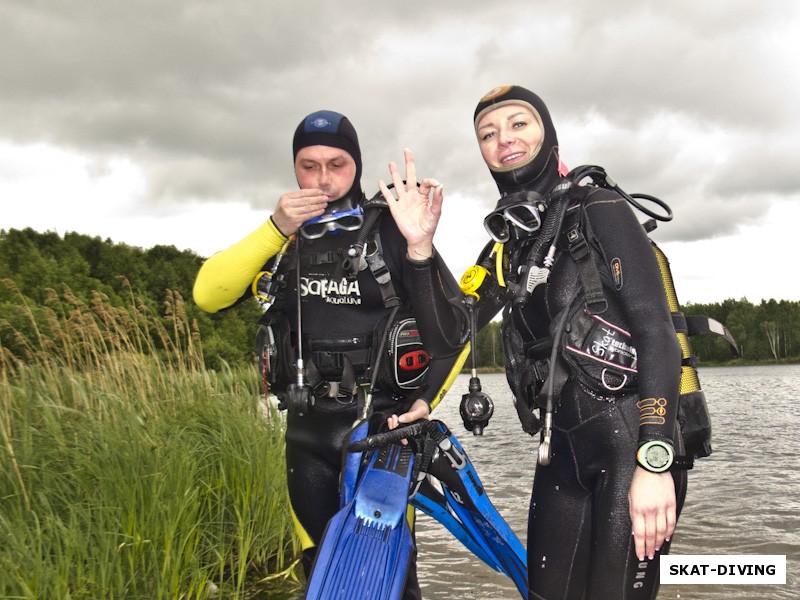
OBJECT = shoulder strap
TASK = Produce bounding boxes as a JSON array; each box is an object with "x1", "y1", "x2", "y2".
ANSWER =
[
  {"x1": 365, "y1": 232, "x2": 401, "y2": 308},
  {"x1": 565, "y1": 209, "x2": 608, "y2": 315}
]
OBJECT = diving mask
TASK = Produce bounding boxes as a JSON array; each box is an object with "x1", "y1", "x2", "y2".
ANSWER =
[
  {"x1": 300, "y1": 204, "x2": 364, "y2": 239},
  {"x1": 483, "y1": 190, "x2": 546, "y2": 243}
]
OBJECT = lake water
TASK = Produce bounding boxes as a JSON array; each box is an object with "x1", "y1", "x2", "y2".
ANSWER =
[{"x1": 415, "y1": 365, "x2": 800, "y2": 600}]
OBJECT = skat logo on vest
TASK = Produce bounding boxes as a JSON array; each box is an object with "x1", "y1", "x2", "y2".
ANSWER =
[{"x1": 300, "y1": 276, "x2": 362, "y2": 305}]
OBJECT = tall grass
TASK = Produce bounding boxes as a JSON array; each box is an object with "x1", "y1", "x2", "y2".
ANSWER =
[{"x1": 0, "y1": 280, "x2": 301, "y2": 599}]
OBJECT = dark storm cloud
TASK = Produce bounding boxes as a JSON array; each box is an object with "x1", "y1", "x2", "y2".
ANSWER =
[
  {"x1": 1, "y1": 0, "x2": 798, "y2": 242},
  {"x1": 0, "y1": 1, "x2": 370, "y2": 203}
]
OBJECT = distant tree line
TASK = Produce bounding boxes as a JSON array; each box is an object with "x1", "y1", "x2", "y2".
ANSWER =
[
  {"x1": 682, "y1": 298, "x2": 798, "y2": 362},
  {"x1": 2, "y1": 228, "x2": 794, "y2": 373},
  {"x1": 469, "y1": 299, "x2": 799, "y2": 368},
  {"x1": 0, "y1": 227, "x2": 262, "y2": 371}
]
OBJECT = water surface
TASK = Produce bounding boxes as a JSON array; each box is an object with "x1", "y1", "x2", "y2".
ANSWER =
[{"x1": 416, "y1": 365, "x2": 800, "y2": 599}]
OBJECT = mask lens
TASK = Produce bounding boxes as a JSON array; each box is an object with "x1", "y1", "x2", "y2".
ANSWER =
[
  {"x1": 483, "y1": 212, "x2": 510, "y2": 243},
  {"x1": 299, "y1": 206, "x2": 364, "y2": 239},
  {"x1": 483, "y1": 192, "x2": 545, "y2": 243},
  {"x1": 299, "y1": 221, "x2": 328, "y2": 239},
  {"x1": 333, "y1": 214, "x2": 364, "y2": 231},
  {"x1": 505, "y1": 203, "x2": 542, "y2": 232}
]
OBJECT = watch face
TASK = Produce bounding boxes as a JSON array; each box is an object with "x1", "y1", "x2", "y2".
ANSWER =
[{"x1": 646, "y1": 445, "x2": 670, "y2": 469}]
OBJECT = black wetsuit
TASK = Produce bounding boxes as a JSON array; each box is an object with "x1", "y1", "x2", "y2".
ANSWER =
[
  {"x1": 480, "y1": 187, "x2": 687, "y2": 600},
  {"x1": 266, "y1": 215, "x2": 463, "y2": 599}
]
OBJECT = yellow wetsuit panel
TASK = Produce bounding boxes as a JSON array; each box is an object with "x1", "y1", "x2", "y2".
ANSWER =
[{"x1": 193, "y1": 219, "x2": 287, "y2": 313}]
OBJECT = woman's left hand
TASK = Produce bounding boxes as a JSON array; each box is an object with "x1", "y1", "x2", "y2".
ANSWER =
[
  {"x1": 628, "y1": 467, "x2": 677, "y2": 561},
  {"x1": 379, "y1": 148, "x2": 443, "y2": 261}
]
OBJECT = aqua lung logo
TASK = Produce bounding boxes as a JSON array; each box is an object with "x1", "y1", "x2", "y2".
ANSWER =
[
  {"x1": 633, "y1": 560, "x2": 649, "y2": 589},
  {"x1": 300, "y1": 276, "x2": 361, "y2": 305},
  {"x1": 312, "y1": 117, "x2": 330, "y2": 128}
]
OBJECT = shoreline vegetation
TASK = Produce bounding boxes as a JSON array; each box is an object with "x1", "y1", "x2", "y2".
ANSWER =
[
  {"x1": 1, "y1": 227, "x2": 796, "y2": 598},
  {"x1": 0, "y1": 284, "x2": 302, "y2": 599}
]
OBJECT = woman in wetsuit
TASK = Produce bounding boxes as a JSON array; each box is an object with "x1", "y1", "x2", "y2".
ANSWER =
[
  {"x1": 406, "y1": 85, "x2": 688, "y2": 599},
  {"x1": 193, "y1": 110, "x2": 463, "y2": 599},
  {"x1": 479, "y1": 85, "x2": 688, "y2": 600}
]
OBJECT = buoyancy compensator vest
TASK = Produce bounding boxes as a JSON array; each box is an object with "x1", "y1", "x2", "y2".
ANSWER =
[
  {"x1": 475, "y1": 165, "x2": 739, "y2": 466},
  {"x1": 253, "y1": 197, "x2": 432, "y2": 416}
]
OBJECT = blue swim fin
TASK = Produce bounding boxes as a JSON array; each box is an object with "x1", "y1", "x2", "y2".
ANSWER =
[
  {"x1": 305, "y1": 440, "x2": 415, "y2": 600},
  {"x1": 410, "y1": 420, "x2": 528, "y2": 598},
  {"x1": 411, "y1": 476, "x2": 498, "y2": 568},
  {"x1": 339, "y1": 418, "x2": 370, "y2": 508}
]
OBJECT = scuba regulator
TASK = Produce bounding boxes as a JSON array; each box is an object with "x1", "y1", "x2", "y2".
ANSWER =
[{"x1": 457, "y1": 263, "x2": 496, "y2": 435}]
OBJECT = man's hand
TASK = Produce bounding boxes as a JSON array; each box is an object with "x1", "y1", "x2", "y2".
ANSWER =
[
  {"x1": 386, "y1": 399, "x2": 430, "y2": 444},
  {"x1": 271, "y1": 188, "x2": 330, "y2": 236},
  {"x1": 379, "y1": 148, "x2": 443, "y2": 260}
]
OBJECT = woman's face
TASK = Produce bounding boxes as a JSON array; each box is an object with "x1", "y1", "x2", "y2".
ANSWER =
[{"x1": 476, "y1": 104, "x2": 544, "y2": 171}]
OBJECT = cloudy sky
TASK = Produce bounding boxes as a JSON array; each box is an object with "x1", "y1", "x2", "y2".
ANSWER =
[{"x1": 1, "y1": 0, "x2": 798, "y2": 304}]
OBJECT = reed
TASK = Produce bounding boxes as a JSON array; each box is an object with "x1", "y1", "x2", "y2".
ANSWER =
[{"x1": 0, "y1": 283, "x2": 301, "y2": 599}]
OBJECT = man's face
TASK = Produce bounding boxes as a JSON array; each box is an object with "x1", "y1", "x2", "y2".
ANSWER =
[{"x1": 294, "y1": 145, "x2": 357, "y2": 201}]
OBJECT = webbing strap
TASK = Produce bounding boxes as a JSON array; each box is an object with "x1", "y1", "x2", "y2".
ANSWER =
[
  {"x1": 672, "y1": 455, "x2": 694, "y2": 470},
  {"x1": 682, "y1": 356, "x2": 700, "y2": 369},
  {"x1": 366, "y1": 233, "x2": 401, "y2": 308},
  {"x1": 301, "y1": 250, "x2": 341, "y2": 266},
  {"x1": 566, "y1": 225, "x2": 608, "y2": 315}
]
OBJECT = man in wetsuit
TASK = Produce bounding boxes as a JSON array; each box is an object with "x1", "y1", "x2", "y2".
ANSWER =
[{"x1": 193, "y1": 110, "x2": 463, "y2": 599}]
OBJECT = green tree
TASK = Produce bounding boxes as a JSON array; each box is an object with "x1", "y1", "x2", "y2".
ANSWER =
[
  {"x1": 475, "y1": 320, "x2": 502, "y2": 369},
  {"x1": 0, "y1": 227, "x2": 261, "y2": 370}
]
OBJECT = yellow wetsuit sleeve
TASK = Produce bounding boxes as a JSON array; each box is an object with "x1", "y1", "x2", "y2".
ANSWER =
[{"x1": 193, "y1": 218, "x2": 288, "y2": 313}]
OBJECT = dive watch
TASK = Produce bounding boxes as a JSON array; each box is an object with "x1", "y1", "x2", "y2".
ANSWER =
[{"x1": 636, "y1": 440, "x2": 674, "y2": 473}]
